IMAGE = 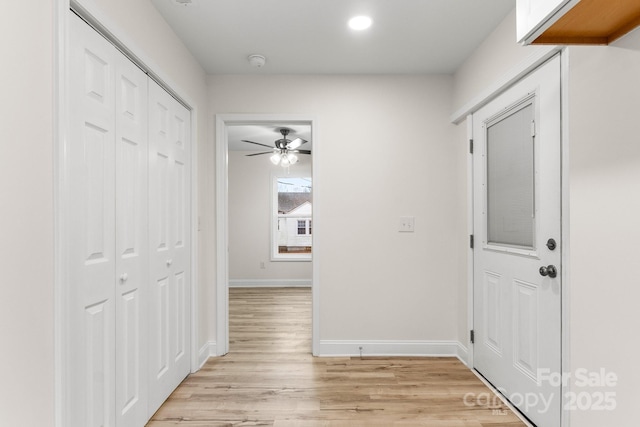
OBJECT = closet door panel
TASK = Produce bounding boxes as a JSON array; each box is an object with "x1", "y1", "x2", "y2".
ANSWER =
[
  {"x1": 148, "y1": 81, "x2": 191, "y2": 416},
  {"x1": 68, "y1": 13, "x2": 117, "y2": 427},
  {"x1": 115, "y1": 55, "x2": 149, "y2": 427},
  {"x1": 169, "y1": 104, "x2": 191, "y2": 376},
  {"x1": 148, "y1": 86, "x2": 173, "y2": 415}
]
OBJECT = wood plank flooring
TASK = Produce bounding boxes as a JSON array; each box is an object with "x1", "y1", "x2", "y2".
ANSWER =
[{"x1": 147, "y1": 287, "x2": 526, "y2": 427}]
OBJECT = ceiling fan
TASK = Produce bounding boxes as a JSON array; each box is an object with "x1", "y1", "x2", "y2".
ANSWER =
[{"x1": 242, "y1": 128, "x2": 310, "y2": 166}]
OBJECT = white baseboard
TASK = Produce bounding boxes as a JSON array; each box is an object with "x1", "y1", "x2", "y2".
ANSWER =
[
  {"x1": 199, "y1": 339, "x2": 468, "y2": 369},
  {"x1": 456, "y1": 342, "x2": 469, "y2": 366},
  {"x1": 319, "y1": 340, "x2": 467, "y2": 361},
  {"x1": 197, "y1": 341, "x2": 217, "y2": 369},
  {"x1": 229, "y1": 279, "x2": 312, "y2": 288}
]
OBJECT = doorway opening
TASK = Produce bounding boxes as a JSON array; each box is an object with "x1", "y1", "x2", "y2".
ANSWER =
[{"x1": 215, "y1": 115, "x2": 319, "y2": 356}]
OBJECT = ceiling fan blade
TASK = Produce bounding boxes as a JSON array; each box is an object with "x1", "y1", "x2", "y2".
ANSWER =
[
  {"x1": 241, "y1": 139, "x2": 274, "y2": 149},
  {"x1": 293, "y1": 149, "x2": 311, "y2": 155},
  {"x1": 286, "y1": 138, "x2": 307, "y2": 150},
  {"x1": 245, "y1": 151, "x2": 275, "y2": 157}
]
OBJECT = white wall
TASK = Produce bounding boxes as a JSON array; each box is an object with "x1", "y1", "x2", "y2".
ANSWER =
[
  {"x1": 0, "y1": 1, "x2": 54, "y2": 425},
  {"x1": 453, "y1": 10, "x2": 640, "y2": 426},
  {"x1": 228, "y1": 150, "x2": 312, "y2": 282},
  {"x1": 78, "y1": 0, "x2": 212, "y2": 349},
  {"x1": 452, "y1": 8, "x2": 549, "y2": 111},
  {"x1": 565, "y1": 30, "x2": 640, "y2": 426},
  {"x1": 210, "y1": 74, "x2": 461, "y2": 344}
]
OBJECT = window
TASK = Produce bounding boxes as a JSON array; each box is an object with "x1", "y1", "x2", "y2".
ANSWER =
[
  {"x1": 296, "y1": 220, "x2": 312, "y2": 235},
  {"x1": 272, "y1": 175, "x2": 312, "y2": 260},
  {"x1": 486, "y1": 102, "x2": 535, "y2": 249}
]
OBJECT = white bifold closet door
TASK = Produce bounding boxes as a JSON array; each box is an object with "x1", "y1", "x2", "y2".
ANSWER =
[
  {"x1": 68, "y1": 14, "x2": 118, "y2": 426},
  {"x1": 147, "y1": 79, "x2": 191, "y2": 416},
  {"x1": 67, "y1": 12, "x2": 190, "y2": 427},
  {"x1": 114, "y1": 47, "x2": 149, "y2": 427},
  {"x1": 68, "y1": 13, "x2": 149, "y2": 426}
]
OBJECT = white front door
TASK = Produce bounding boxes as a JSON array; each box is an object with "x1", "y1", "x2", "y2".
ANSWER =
[
  {"x1": 147, "y1": 80, "x2": 192, "y2": 416},
  {"x1": 473, "y1": 55, "x2": 562, "y2": 427}
]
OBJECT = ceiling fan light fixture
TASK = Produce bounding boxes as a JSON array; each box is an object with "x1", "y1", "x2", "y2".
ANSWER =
[
  {"x1": 286, "y1": 153, "x2": 298, "y2": 165},
  {"x1": 241, "y1": 127, "x2": 310, "y2": 165},
  {"x1": 348, "y1": 15, "x2": 372, "y2": 31},
  {"x1": 270, "y1": 153, "x2": 281, "y2": 165}
]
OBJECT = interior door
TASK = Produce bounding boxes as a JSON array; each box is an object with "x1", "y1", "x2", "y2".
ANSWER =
[
  {"x1": 68, "y1": 13, "x2": 118, "y2": 427},
  {"x1": 114, "y1": 50, "x2": 149, "y2": 426},
  {"x1": 147, "y1": 80, "x2": 191, "y2": 416},
  {"x1": 473, "y1": 55, "x2": 561, "y2": 427}
]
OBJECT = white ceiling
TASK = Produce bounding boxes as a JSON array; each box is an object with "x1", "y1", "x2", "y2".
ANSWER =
[
  {"x1": 227, "y1": 124, "x2": 312, "y2": 152},
  {"x1": 150, "y1": 0, "x2": 514, "y2": 75}
]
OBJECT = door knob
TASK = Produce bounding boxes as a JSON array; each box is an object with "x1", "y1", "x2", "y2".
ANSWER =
[
  {"x1": 120, "y1": 273, "x2": 128, "y2": 282},
  {"x1": 539, "y1": 265, "x2": 558, "y2": 278},
  {"x1": 166, "y1": 259, "x2": 173, "y2": 266}
]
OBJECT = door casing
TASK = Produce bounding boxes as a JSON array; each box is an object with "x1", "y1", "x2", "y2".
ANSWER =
[{"x1": 215, "y1": 114, "x2": 320, "y2": 357}]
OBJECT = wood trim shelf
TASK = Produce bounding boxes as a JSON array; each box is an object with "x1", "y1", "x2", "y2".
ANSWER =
[{"x1": 533, "y1": 0, "x2": 640, "y2": 45}]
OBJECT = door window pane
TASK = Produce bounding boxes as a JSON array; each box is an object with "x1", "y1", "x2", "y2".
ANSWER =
[{"x1": 486, "y1": 103, "x2": 535, "y2": 248}]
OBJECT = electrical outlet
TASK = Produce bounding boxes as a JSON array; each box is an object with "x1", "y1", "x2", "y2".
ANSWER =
[
  {"x1": 260, "y1": 261, "x2": 266, "y2": 269},
  {"x1": 399, "y1": 216, "x2": 415, "y2": 232}
]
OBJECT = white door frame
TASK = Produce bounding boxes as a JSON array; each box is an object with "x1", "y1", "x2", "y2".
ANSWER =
[
  {"x1": 55, "y1": 1, "x2": 201, "y2": 425},
  {"x1": 458, "y1": 48, "x2": 571, "y2": 426},
  {"x1": 215, "y1": 114, "x2": 320, "y2": 356}
]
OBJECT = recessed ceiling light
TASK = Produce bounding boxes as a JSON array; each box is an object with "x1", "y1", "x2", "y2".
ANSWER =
[{"x1": 348, "y1": 16, "x2": 372, "y2": 31}]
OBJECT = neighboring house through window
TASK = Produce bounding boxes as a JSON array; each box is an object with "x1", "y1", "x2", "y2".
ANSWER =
[{"x1": 272, "y1": 176, "x2": 312, "y2": 260}]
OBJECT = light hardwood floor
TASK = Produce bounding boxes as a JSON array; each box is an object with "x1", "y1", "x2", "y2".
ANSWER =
[{"x1": 147, "y1": 287, "x2": 526, "y2": 427}]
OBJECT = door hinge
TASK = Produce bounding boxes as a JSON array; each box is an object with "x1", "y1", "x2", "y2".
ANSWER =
[
  {"x1": 469, "y1": 139, "x2": 474, "y2": 154},
  {"x1": 531, "y1": 120, "x2": 536, "y2": 137},
  {"x1": 470, "y1": 234, "x2": 474, "y2": 249},
  {"x1": 470, "y1": 330, "x2": 475, "y2": 344}
]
